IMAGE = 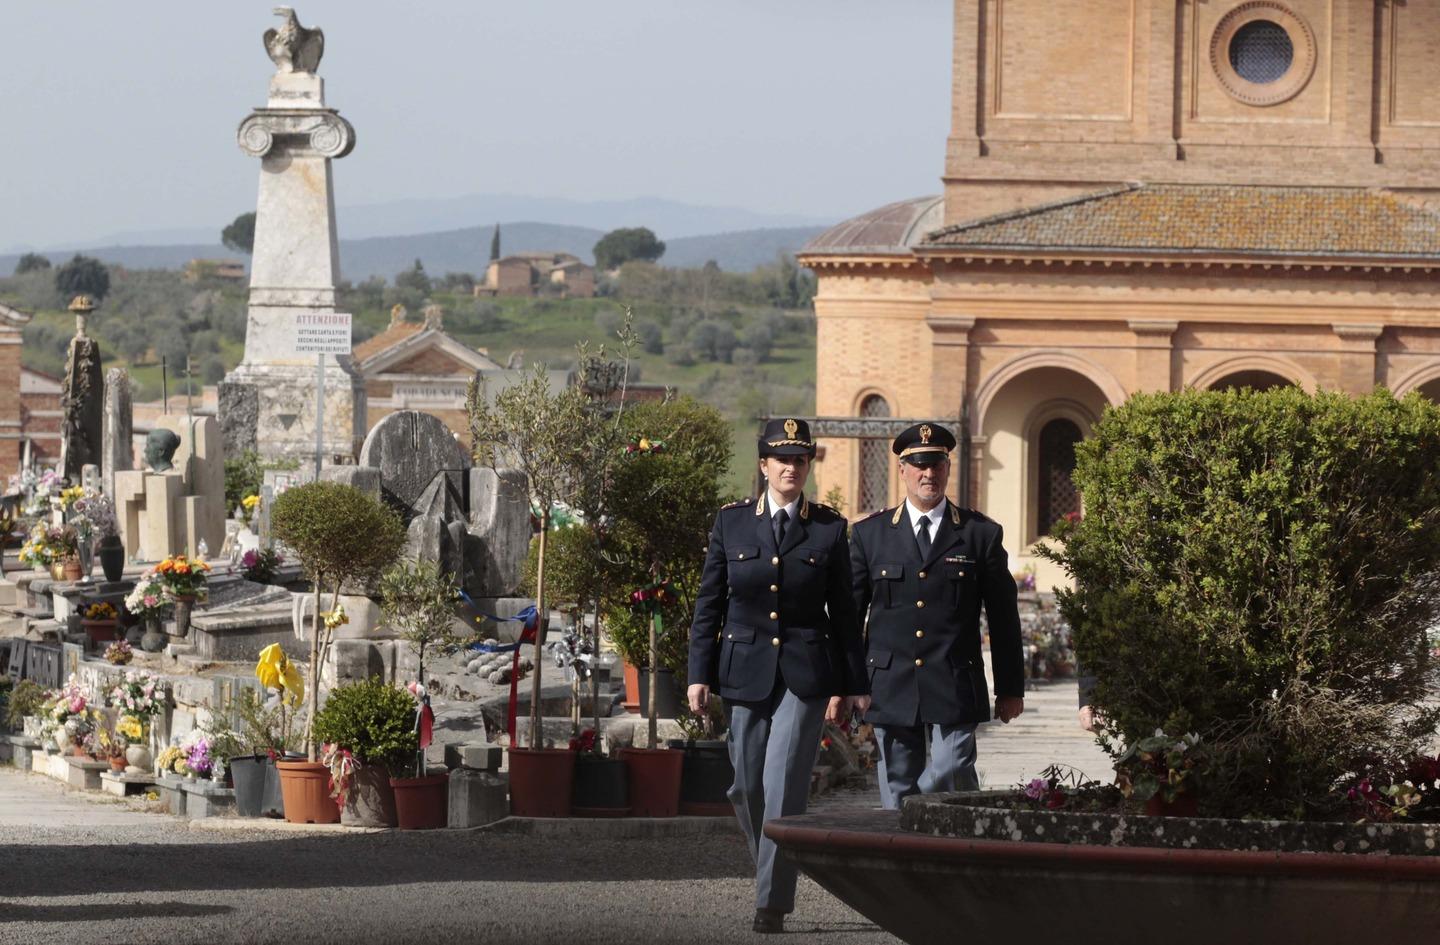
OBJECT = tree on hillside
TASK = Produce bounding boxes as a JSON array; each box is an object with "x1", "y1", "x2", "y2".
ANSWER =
[
  {"x1": 395, "y1": 258, "x2": 431, "y2": 294},
  {"x1": 15, "y1": 253, "x2": 50, "y2": 275},
  {"x1": 489, "y1": 224, "x2": 501, "y2": 263},
  {"x1": 594, "y1": 227, "x2": 665, "y2": 271},
  {"x1": 221, "y1": 212, "x2": 256, "y2": 255},
  {"x1": 54, "y1": 254, "x2": 110, "y2": 302}
]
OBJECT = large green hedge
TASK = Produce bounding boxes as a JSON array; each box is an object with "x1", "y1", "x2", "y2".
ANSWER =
[{"x1": 1045, "y1": 387, "x2": 1440, "y2": 818}]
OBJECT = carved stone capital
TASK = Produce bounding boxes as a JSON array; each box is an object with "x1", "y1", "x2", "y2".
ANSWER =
[
  {"x1": 237, "y1": 109, "x2": 355, "y2": 159},
  {"x1": 1332, "y1": 323, "x2": 1384, "y2": 341},
  {"x1": 1128, "y1": 319, "x2": 1179, "y2": 335}
]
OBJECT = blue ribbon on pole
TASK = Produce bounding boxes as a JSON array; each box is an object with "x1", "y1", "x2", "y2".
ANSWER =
[{"x1": 458, "y1": 590, "x2": 538, "y2": 650}]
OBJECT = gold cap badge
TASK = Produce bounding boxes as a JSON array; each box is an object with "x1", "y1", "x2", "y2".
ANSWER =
[
  {"x1": 919, "y1": 424, "x2": 932, "y2": 445},
  {"x1": 784, "y1": 418, "x2": 798, "y2": 439}
]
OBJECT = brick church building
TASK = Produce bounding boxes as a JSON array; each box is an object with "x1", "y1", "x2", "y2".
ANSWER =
[{"x1": 800, "y1": 0, "x2": 1440, "y2": 587}]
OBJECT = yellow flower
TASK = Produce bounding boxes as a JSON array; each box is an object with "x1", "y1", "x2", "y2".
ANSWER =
[
  {"x1": 242, "y1": 495, "x2": 261, "y2": 509},
  {"x1": 118, "y1": 715, "x2": 144, "y2": 741},
  {"x1": 322, "y1": 606, "x2": 349, "y2": 631},
  {"x1": 256, "y1": 643, "x2": 305, "y2": 706}
]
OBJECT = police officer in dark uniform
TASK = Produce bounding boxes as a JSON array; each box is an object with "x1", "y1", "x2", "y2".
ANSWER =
[
  {"x1": 849, "y1": 421, "x2": 1025, "y2": 809},
  {"x1": 688, "y1": 417, "x2": 868, "y2": 934}
]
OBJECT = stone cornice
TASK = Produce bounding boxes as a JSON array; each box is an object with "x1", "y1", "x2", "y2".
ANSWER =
[{"x1": 0, "y1": 301, "x2": 33, "y2": 328}]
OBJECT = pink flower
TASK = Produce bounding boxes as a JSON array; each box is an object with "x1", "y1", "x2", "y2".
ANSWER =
[
  {"x1": 143, "y1": 595, "x2": 158, "y2": 607},
  {"x1": 1024, "y1": 778, "x2": 1048, "y2": 801}
]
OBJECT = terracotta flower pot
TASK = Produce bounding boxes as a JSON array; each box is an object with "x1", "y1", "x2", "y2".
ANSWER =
[
  {"x1": 622, "y1": 661, "x2": 641, "y2": 714},
  {"x1": 61, "y1": 558, "x2": 82, "y2": 582},
  {"x1": 276, "y1": 760, "x2": 340, "y2": 824},
  {"x1": 108, "y1": 756, "x2": 126, "y2": 772},
  {"x1": 390, "y1": 773, "x2": 449, "y2": 830},
  {"x1": 82, "y1": 619, "x2": 119, "y2": 646},
  {"x1": 620, "y1": 747, "x2": 685, "y2": 817},
  {"x1": 507, "y1": 747, "x2": 577, "y2": 817}
]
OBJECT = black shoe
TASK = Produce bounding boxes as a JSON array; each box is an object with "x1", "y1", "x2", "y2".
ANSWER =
[{"x1": 753, "y1": 909, "x2": 784, "y2": 934}]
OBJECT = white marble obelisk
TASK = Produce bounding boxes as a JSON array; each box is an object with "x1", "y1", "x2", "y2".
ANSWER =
[{"x1": 219, "y1": 7, "x2": 365, "y2": 463}]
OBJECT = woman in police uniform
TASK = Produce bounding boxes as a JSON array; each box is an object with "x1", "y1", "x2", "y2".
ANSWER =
[{"x1": 687, "y1": 417, "x2": 869, "y2": 934}]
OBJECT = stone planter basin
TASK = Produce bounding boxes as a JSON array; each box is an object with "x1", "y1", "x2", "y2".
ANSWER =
[{"x1": 765, "y1": 794, "x2": 1440, "y2": 945}]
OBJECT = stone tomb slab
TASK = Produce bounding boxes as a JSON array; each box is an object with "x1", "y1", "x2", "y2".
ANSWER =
[
  {"x1": 181, "y1": 779, "x2": 236, "y2": 819},
  {"x1": 64, "y1": 756, "x2": 110, "y2": 791},
  {"x1": 100, "y1": 770, "x2": 157, "y2": 798}
]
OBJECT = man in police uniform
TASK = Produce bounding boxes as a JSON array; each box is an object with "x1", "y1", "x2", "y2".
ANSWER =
[
  {"x1": 689, "y1": 417, "x2": 868, "y2": 934},
  {"x1": 848, "y1": 421, "x2": 1025, "y2": 809}
]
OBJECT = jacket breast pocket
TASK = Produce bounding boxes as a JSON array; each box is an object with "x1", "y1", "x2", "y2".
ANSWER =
[
  {"x1": 726, "y1": 545, "x2": 761, "y2": 582},
  {"x1": 945, "y1": 562, "x2": 974, "y2": 607},
  {"x1": 872, "y1": 563, "x2": 904, "y2": 608}
]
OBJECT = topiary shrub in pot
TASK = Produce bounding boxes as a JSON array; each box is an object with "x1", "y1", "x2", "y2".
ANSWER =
[
  {"x1": 270, "y1": 481, "x2": 406, "y2": 824},
  {"x1": 313, "y1": 678, "x2": 420, "y2": 828}
]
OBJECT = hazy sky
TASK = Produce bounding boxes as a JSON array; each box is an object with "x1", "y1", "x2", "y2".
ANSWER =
[{"x1": 2, "y1": 2, "x2": 953, "y2": 250}]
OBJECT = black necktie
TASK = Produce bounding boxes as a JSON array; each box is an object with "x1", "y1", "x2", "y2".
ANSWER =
[
  {"x1": 916, "y1": 515, "x2": 932, "y2": 557},
  {"x1": 774, "y1": 509, "x2": 789, "y2": 548}
]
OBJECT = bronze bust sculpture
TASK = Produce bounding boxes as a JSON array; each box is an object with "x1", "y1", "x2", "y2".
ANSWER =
[{"x1": 144, "y1": 429, "x2": 182, "y2": 473}]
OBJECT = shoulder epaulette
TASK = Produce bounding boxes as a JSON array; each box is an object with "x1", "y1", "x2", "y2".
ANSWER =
[
  {"x1": 856, "y1": 507, "x2": 889, "y2": 524},
  {"x1": 721, "y1": 497, "x2": 755, "y2": 511}
]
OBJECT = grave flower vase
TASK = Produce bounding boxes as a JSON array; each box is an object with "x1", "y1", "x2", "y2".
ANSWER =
[
  {"x1": 140, "y1": 615, "x2": 166, "y2": 653},
  {"x1": 620, "y1": 747, "x2": 684, "y2": 817},
  {"x1": 508, "y1": 748, "x2": 577, "y2": 817},
  {"x1": 342, "y1": 765, "x2": 399, "y2": 828},
  {"x1": 124, "y1": 743, "x2": 152, "y2": 777},
  {"x1": 390, "y1": 772, "x2": 449, "y2": 830},
  {"x1": 276, "y1": 760, "x2": 340, "y2": 824},
  {"x1": 97, "y1": 536, "x2": 125, "y2": 582}
]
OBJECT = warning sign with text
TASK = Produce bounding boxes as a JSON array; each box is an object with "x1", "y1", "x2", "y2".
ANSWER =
[{"x1": 293, "y1": 312, "x2": 352, "y2": 355}]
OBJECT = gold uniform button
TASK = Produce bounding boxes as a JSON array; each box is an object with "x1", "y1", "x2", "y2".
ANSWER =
[
  {"x1": 769, "y1": 611, "x2": 778, "y2": 620},
  {"x1": 880, "y1": 569, "x2": 887, "y2": 577},
  {"x1": 771, "y1": 556, "x2": 780, "y2": 565},
  {"x1": 916, "y1": 600, "x2": 925, "y2": 608},
  {"x1": 914, "y1": 658, "x2": 924, "y2": 667},
  {"x1": 915, "y1": 630, "x2": 924, "y2": 639},
  {"x1": 771, "y1": 637, "x2": 780, "y2": 646},
  {"x1": 918, "y1": 571, "x2": 927, "y2": 579},
  {"x1": 737, "y1": 553, "x2": 745, "y2": 560},
  {"x1": 770, "y1": 584, "x2": 778, "y2": 592}
]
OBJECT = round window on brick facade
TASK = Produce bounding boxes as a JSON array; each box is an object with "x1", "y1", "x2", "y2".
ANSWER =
[
  {"x1": 1210, "y1": 3, "x2": 1315, "y2": 107},
  {"x1": 1228, "y1": 20, "x2": 1293, "y2": 84}
]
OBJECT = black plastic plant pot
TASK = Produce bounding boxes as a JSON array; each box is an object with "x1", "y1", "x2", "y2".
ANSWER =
[
  {"x1": 572, "y1": 753, "x2": 630, "y2": 818},
  {"x1": 667, "y1": 739, "x2": 735, "y2": 816},
  {"x1": 230, "y1": 754, "x2": 285, "y2": 818}
]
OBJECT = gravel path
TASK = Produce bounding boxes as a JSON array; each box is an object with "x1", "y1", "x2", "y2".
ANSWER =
[{"x1": 0, "y1": 766, "x2": 894, "y2": 945}]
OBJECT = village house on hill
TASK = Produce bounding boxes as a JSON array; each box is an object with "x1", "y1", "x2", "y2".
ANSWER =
[{"x1": 475, "y1": 251, "x2": 595, "y2": 299}]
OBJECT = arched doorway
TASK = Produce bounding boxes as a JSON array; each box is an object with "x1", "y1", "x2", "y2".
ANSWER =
[
  {"x1": 1208, "y1": 370, "x2": 1295, "y2": 392},
  {"x1": 857, "y1": 394, "x2": 891, "y2": 513},
  {"x1": 978, "y1": 365, "x2": 1114, "y2": 552},
  {"x1": 1415, "y1": 378, "x2": 1440, "y2": 403}
]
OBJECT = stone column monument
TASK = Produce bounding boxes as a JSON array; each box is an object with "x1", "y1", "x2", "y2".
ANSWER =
[
  {"x1": 58, "y1": 295, "x2": 104, "y2": 482},
  {"x1": 219, "y1": 6, "x2": 364, "y2": 463},
  {"x1": 102, "y1": 367, "x2": 133, "y2": 501}
]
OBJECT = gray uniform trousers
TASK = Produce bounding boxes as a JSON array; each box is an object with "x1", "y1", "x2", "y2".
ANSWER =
[
  {"x1": 727, "y1": 684, "x2": 827, "y2": 913},
  {"x1": 874, "y1": 721, "x2": 979, "y2": 810}
]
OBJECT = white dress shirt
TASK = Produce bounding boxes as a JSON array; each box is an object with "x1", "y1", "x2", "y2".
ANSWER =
[
  {"x1": 767, "y1": 492, "x2": 800, "y2": 527},
  {"x1": 905, "y1": 498, "x2": 945, "y2": 541}
]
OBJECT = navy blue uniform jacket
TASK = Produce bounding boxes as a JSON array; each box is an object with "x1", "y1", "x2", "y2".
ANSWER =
[
  {"x1": 850, "y1": 500, "x2": 1024, "y2": 727},
  {"x1": 688, "y1": 494, "x2": 868, "y2": 703}
]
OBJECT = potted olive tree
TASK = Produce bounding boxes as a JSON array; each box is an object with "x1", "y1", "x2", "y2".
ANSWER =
[
  {"x1": 377, "y1": 558, "x2": 461, "y2": 829},
  {"x1": 468, "y1": 362, "x2": 593, "y2": 816},
  {"x1": 270, "y1": 481, "x2": 407, "y2": 825}
]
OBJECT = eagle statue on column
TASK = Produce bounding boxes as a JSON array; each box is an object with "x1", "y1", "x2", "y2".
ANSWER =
[{"x1": 264, "y1": 6, "x2": 324, "y2": 75}]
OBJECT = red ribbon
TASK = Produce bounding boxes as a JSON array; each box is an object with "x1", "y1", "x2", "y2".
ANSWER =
[{"x1": 506, "y1": 612, "x2": 540, "y2": 743}]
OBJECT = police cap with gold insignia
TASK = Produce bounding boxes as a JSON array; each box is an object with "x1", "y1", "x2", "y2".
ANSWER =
[
  {"x1": 758, "y1": 417, "x2": 816, "y2": 457},
  {"x1": 892, "y1": 421, "x2": 956, "y2": 466}
]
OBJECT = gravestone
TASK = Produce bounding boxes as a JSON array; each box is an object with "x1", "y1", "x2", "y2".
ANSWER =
[
  {"x1": 358, "y1": 411, "x2": 470, "y2": 515},
  {"x1": 80, "y1": 464, "x2": 101, "y2": 495},
  {"x1": 58, "y1": 296, "x2": 105, "y2": 481},
  {"x1": 102, "y1": 367, "x2": 134, "y2": 500}
]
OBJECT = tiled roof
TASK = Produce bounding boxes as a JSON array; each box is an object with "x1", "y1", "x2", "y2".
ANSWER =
[
  {"x1": 802, "y1": 196, "x2": 944, "y2": 256},
  {"x1": 352, "y1": 321, "x2": 424, "y2": 361},
  {"x1": 923, "y1": 184, "x2": 1440, "y2": 259}
]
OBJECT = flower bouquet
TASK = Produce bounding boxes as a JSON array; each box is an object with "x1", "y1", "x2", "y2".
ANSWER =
[
  {"x1": 81, "y1": 600, "x2": 120, "y2": 645},
  {"x1": 240, "y1": 547, "x2": 283, "y2": 584},
  {"x1": 240, "y1": 493, "x2": 261, "y2": 528},
  {"x1": 1114, "y1": 729, "x2": 1206, "y2": 816},
  {"x1": 154, "y1": 553, "x2": 211, "y2": 601},
  {"x1": 109, "y1": 670, "x2": 165, "y2": 723},
  {"x1": 103, "y1": 639, "x2": 134, "y2": 665}
]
